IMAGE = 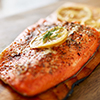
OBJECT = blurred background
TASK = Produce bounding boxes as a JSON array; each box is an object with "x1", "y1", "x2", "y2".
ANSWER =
[
  {"x1": 0, "y1": 0, "x2": 60, "y2": 18},
  {"x1": 0, "y1": 0, "x2": 99, "y2": 19}
]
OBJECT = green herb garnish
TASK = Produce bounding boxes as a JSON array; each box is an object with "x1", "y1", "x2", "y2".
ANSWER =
[
  {"x1": 43, "y1": 31, "x2": 53, "y2": 43},
  {"x1": 42, "y1": 27, "x2": 63, "y2": 43}
]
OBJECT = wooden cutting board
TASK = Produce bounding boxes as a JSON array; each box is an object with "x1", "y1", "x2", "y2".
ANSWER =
[{"x1": 0, "y1": 0, "x2": 100, "y2": 100}]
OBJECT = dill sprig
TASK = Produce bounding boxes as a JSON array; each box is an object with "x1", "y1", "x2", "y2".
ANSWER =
[{"x1": 42, "y1": 27, "x2": 63, "y2": 43}]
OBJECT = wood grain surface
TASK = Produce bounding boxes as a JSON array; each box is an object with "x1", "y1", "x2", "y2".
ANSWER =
[{"x1": 0, "y1": 0, "x2": 100, "y2": 100}]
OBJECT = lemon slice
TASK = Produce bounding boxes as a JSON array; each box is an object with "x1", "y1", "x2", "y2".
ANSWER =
[
  {"x1": 30, "y1": 27, "x2": 68, "y2": 48},
  {"x1": 85, "y1": 19, "x2": 100, "y2": 32},
  {"x1": 57, "y1": 6, "x2": 92, "y2": 23}
]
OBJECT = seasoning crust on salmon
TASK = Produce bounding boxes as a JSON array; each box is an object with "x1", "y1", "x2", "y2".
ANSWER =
[{"x1": 0, "y1": 20, "x2": 100, "y2": 96}]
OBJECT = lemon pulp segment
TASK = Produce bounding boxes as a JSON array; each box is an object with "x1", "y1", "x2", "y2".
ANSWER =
[{"x1": 85, "y1": 19, "x2": 100, "y2": 32}]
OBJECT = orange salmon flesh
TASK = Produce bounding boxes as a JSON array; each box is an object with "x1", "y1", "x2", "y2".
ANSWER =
[{"x1": 0, "y1": 20, "x2": 100, "y2": 96}]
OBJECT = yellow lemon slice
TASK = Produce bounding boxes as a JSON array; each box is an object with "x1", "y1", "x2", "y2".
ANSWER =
[
  {"x1": 30, "y1": 27, "x2": 68, "y2": 48},
  {"x1": 85, "y1": 19, "x2": 100, "y2": 32},
  {"x1": 57, "y1": 6, "x2": 92, "y2": 23}
]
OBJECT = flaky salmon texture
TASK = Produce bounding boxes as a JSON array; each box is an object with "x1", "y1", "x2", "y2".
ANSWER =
[{"x1": 0, "y1": 19, "x2": 100, "y2": 96}]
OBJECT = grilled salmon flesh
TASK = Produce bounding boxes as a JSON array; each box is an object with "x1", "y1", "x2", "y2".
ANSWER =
[{"x1": 0, "y1": 20, "x2": 100, "y2": 96}]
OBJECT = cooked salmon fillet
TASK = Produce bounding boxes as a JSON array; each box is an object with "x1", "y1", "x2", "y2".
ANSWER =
[{"x1": 0, "y1": 19, "x2": 100, "y2": 96}]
